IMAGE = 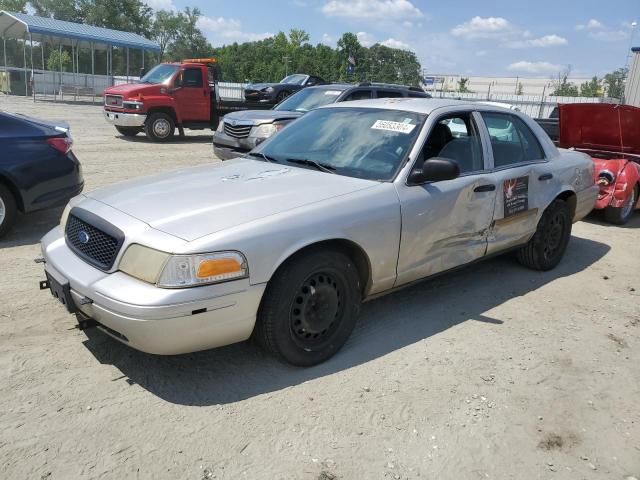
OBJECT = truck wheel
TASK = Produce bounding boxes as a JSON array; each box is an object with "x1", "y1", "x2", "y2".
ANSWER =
[
  {"x1": 255, "y1": 249, "x2": 361, "y2": 366},
  {"x1": 115, "y1": 126, "x2": 140, "y2": 137},
  {"x1": 0, "y1": 183, "x2": 18, "y2": 238},
  {"x1": 604, "y1": 185, "x2": 638, "y2": 225},
  {"x1": 145, "y1": 112, "x2": 174, "y2": 142},
  {"x1": 516, "y1": 199, "x2": 571, "y2": 271}
]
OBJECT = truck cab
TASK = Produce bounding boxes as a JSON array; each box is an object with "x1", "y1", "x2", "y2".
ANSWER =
[{"x1": 103, "y1": 58, "x2": 224, "y2": 141}]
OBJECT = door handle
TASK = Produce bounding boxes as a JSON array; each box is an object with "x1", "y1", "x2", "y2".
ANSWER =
[
  {"x1": 538, "y1": 173, "x2": 553, "y2": 181},
  {"x1": 474, "y1": 184, "x2": 496, "y2": 193}
]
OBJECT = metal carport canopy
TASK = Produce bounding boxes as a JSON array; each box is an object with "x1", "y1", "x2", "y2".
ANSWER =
[{"x1": 0, "y1": 10, "x2": 160, "y2": 51}]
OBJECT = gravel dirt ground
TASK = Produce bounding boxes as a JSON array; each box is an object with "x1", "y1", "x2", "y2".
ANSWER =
[{"x1": 0, "y1": 95, "x2": 639, "y2": 480}]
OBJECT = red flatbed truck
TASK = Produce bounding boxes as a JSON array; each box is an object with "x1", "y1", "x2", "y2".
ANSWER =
[{"x1": 102, "y1": 58, "x2": 268, "y2": 141}]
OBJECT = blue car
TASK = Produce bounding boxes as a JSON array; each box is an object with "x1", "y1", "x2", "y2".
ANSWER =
[{"x1": 0, "y1": 111, "x2": 84, "y2": 237}]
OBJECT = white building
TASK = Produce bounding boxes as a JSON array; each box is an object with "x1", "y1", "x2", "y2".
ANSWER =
[
  {"x1": 423, "y1": 74, "x2": 592, "y2": 96},
  {"x1": 625, "y1": 47, "x2": 640, "y2": 106}
]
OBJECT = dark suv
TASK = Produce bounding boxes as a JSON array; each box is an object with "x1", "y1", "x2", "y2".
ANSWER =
[{"x1": 214, "y1": 82, "x2": 430, "y2": 160}]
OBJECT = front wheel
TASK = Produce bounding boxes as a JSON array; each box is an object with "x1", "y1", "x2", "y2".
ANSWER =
[
  {"x1": 517, "y1": 199, "x2": 571, "y2": 271},
  {"x1": 144, "y1": 112, "x2": 175, "y2": 142},
  {"x1": 115, "y1": 126, "x2": 141, "y2": 137},
  {"x1": 255, "y1": 249, "x2": 362, "y2": 366},
  {"x1": 604, "y1": 185, "x2": 638, "y2": 225},
  {"x1": 0, "y1": 183, "x2": 17, "y2": 238}
]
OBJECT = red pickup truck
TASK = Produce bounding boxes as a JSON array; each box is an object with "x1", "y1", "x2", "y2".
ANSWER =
[{"x1": 103, "y1": 58, "x2": 266, "y2": 141}]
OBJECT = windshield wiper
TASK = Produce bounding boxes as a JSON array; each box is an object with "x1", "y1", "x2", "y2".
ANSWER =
[
  {"x1": 247, "y1": 151, "x2": 278, "y2": 163},
  {"x1": 286, "y1": 158, "x2": 336, "y2": 174}
]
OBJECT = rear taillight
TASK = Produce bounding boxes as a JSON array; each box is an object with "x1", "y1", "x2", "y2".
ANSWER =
[{"x1": 47, "y1": 136, "x2": 73, "y2": 154}]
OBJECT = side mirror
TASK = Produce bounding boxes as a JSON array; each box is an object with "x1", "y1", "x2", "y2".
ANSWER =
[{"x1": 409, "y1": 157, "x2": 460, "y2": 184}]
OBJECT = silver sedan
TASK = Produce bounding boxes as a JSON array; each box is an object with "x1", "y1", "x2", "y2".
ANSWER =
[{"x1": 39, "y1": 99, "x2": 598, "y2": 366}]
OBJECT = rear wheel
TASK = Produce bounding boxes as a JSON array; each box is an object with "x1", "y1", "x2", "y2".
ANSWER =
[
  {"x1": 145, "y1": 112, "x2": 175, "y2": 142},
  {"x1": 517, "y1": 199, "x2": 571, "y2": 271},
  {"x1": 255, "y1": 249, "x2": 361, "y2": 366},
  {"x1": 0, "y1": 183, "x2": 17, "y2": 238},
  {"x1": 115, "y1": 126, "x2": 141, "y2": 137},
  {"x1": 604, "y1": 185, "x2": 638, "y2": 225}
]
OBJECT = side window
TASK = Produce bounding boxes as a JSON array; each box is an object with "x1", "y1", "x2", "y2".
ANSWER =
[
  {"x1": 419, "y1": 113, "x2": 484, "y2": 174},
  {"x1": 376, "y1": 89, "x2": 404, "y2": 99},
  {"x1": 306, "y1": 76, "x2": 320, "y2": 86},
  {"x1": 183, "y1": 68, "x2": 203, "y2": 88},
  {"x1": 408, "y1": 91, "x2": 427, "y2": 98},
  {"x1": 481, "y1": 113, "x2": 545, "y2": 168},
  {"x1": 343, "y1": 89, "x2": 373, "y2": 101}
]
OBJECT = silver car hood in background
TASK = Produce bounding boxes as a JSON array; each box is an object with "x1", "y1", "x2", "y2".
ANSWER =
[
  {"x1": 223, "y1": 109, "x2": 304, "y2": 123},
  {"x1": 85, "y1": 159, "x2": 378, "y2": 242}
]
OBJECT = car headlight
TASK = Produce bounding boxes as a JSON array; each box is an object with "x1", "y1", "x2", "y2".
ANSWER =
[
  {"x1": 216, "y1": 120, "x2": 225, "y2": 133},
  {"x1": 119, "y1": 245, "x2": 248, "y2": 288},
  {"x1": 264, "y1": 87, "x2": 274, "y2": 93},
  {"x1": 251, "y1": 123, "x2": 277, "y2": 139},
  {"x1": 60, "y1": 203, "x2": 71, "y2": 229},
  {"x1": 597, "y1": 170, "x2": 615, "y2": 187},
  {"x1": 122, "y1": 100, "x2": 143, "y2": 110}
]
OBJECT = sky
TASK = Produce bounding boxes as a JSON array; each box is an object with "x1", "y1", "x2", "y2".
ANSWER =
[{"x1": 145, "y1": 0, "x2": 640, "y2": 78}]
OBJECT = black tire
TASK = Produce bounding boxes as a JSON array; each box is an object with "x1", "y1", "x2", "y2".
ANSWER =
[
  {"x1": 0, "y1": 183, "x2": 18, "y2": 238},
  {"x1": 144, "y1": 112, "x2": 175, "y2": 142},
  {"x1": 276, "y1": 90, "x2": 290, "y2": 102},
  {"x1": 255, "y1": 249, "x2": 362, "y2": 366},
  {"x1": 516, "y1": 199, "x2": 572, "y2": 271},
  {"x1": 115, "y1": 126, "x2": 140, "y2": 137},
  {"x1": 603, "y1": 185, "x2": 638, "y2": 225}
]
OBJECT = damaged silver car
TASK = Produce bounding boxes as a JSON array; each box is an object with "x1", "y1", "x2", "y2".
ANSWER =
[{"x1": 39, "y1": 99, "x2": 598, "y2": 366}]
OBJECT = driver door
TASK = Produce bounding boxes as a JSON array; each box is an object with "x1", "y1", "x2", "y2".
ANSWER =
[
  {"x1": 173, "y1": 67, "x2": 209, "y2": 122},
  {"x1": 395, "y1": 112, "x2": 497, "y2": 286}
]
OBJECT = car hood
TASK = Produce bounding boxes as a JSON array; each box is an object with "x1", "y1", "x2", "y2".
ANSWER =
[
  {"x1": 559, "y1": 103, "x2": 640, "y2": 154},
  {"x1": 85, "y1": 159, "x2": 378, "y2": 242},
  {"x1": 223, "y1": 110, "x2": 304, "y2": 124},
  {"x1": 104, "y1": 83, "x2": 162, "y2": 98},
  {"x1": 245, "y1": 83, "x2": 276, "y2": 91}
]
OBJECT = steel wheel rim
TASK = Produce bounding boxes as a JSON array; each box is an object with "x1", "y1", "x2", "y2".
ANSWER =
[
  {"x1": 543, "y1": 212, "x2": 565, "y2": 260},
  {"x1": 153, "y1": 118, "x2": 171, "y2": 138},
  {"x1": 289, "y1": 271, "x2": 345, "y2": 350},
  {"x1": 0, "y1": 195, "x2": 5, "y2": 225},
  {"x1": 621, "y1": 189, "x2": 636, "y2": 219}
]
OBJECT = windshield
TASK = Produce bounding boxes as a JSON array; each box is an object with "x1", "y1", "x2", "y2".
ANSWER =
[
  {"x1": 140, "y1": 64, "x2": 180, "y2": 85},
  {"x1": 280, "y1": 74, "x2": 307, "y2": 85},
  {"x1": 254, "y1": 107, "x2": 425, "y2": 181},
  {"x1": 275, "y1": 88, "x2": 346, "y2": 112}
]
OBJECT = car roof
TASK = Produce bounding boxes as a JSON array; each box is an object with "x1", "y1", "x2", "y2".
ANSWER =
[
  {"x1": 319, "y1": 97, "x2": 516, "y2": 115},
  {"x1": 306, "y1": 83, "x2": 424, "y2": 92}
]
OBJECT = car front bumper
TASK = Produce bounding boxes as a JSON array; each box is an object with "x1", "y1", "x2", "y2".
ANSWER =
[
  {"x1": 212, "y1": 131, "x2": 263, "y2": 160},
  {"x1": 103, "y1": 110, "x2": 146, "y2": 128},
  {"x1": 40, "y1": 227, "x2": 266, "y2": 355}
]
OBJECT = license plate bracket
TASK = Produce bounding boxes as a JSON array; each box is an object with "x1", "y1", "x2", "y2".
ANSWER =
[{"x1": 42, "y1": 272, "x2": 78, "y2": 314}]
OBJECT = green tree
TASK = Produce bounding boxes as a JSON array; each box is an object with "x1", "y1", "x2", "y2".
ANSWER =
[
  {"x1": 551, "y1": 66, "x2": 579, "y2": 96},
  {"x1": 153, "y1": 10, "x2": 183, "y2": 61},
  {"x1": 0, "y1": 0, "x2": 27, "y2": 12},
  {"x1": 580, "y1": 76, "x2": 601, "y2": 97},
  {"x1": 336, "y1": 32, "x2": 364, "y2": 80},
  {"x1": 46, "y1": 49, "x2": 71, "y2": 71},
  {"x1": 167, "y1": 7, "x2": 212, "y2": 60},
  {"x1": 603, "y1": 68, "x2": 627, "y2": 99},
  {"x1": 458, "y1": 77, "x2": 470, "y2": 93},
  {"x1": 288, "y1": 29, "x2": 310, "y2": 49}
]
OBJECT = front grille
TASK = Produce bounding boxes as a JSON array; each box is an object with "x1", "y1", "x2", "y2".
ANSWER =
[
  {"x1": 224, "y1": 122, "x2": 253, "y2": 139},
  {"x1": 104, "y1": 94, "x2": 123, "y2": 108},
  {"x1": 65, "y1": 212, "x2": 123, "y2": 270}
]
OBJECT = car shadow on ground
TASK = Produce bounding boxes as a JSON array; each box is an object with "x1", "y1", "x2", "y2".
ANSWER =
[
  {"x1": 116, "y1": 134, "x2": 213, "y2": 144},
  {"x1": 0, "y1": 207, "x2": 63, "y2": 248},
  {"x1": 82, "y1": 235, "x2": 609, "y2": 406},
  {"x1": 582, "y1": 210, "x2": 640, "y2": 229}
]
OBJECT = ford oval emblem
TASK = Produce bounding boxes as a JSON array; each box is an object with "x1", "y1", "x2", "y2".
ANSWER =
[{"x1": 78, "y1": 230, "x2": 90, "y2": 244}]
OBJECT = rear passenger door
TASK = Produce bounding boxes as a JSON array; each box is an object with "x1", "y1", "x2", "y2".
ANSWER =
[{"x1": 478, "y1": 112, "x2": 549, "y2": 254}]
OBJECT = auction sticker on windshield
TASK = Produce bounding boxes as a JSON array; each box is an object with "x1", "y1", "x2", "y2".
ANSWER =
[{"x1": 371, "y1": 120, "x2": 416, "y2": 134}]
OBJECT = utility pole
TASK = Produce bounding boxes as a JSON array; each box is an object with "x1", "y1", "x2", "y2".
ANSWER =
[{"x1": 283, "y1": 55, "x2": 290, "y2": 77}]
